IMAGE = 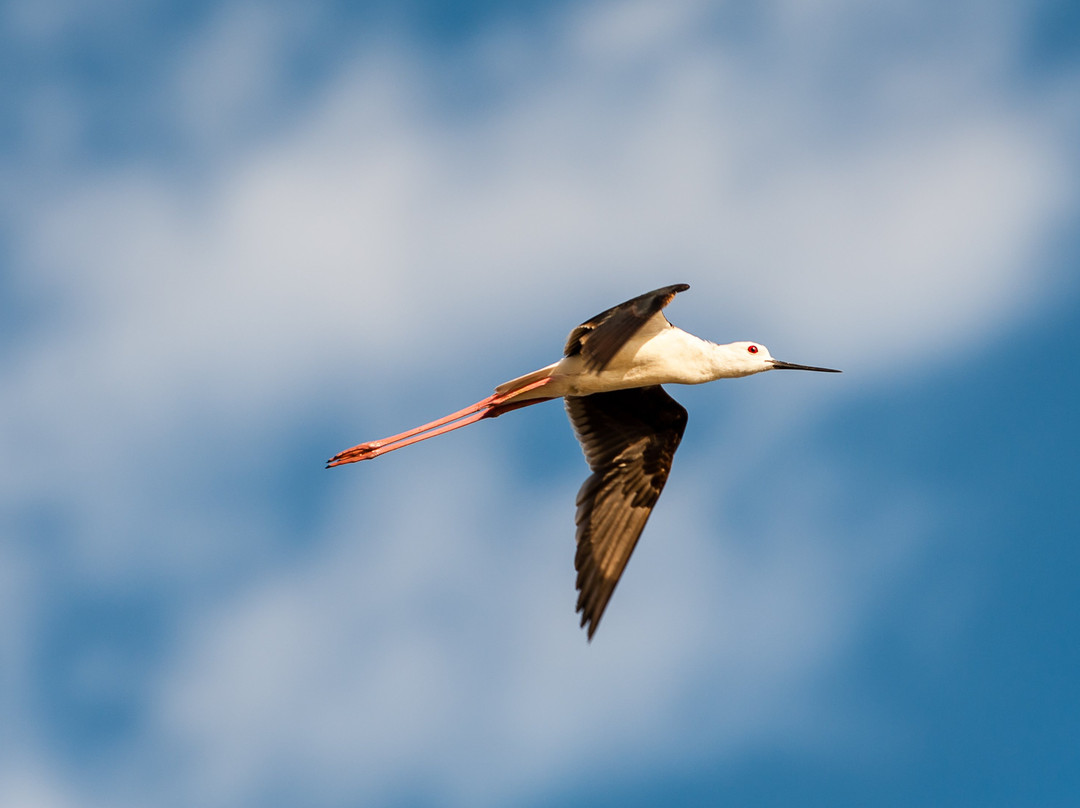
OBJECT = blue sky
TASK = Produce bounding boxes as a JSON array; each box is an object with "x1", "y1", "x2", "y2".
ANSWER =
[{"x1": 2, "y1": 1, "x2": 1078, "y2": 806}]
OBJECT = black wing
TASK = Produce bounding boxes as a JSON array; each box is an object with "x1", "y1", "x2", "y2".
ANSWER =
[
  {"x1": 565, "y1": 385, "x2": 689, "y2": 640},
  {"x1": 564, "y1": 283, "x2": 690, "y2": 373}
]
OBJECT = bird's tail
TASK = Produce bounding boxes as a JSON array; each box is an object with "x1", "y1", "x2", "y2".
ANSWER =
[
  {"x1": 326, "y1": 372, "x2": 558, "y2": 467},
  {"x1": 493, "y1": 362, "x2": 560, "y2": 398}
]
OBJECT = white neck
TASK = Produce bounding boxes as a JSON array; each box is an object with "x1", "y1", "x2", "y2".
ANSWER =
[{"x1": 652, "y1": 330, "x2": 769, "y2": 384}]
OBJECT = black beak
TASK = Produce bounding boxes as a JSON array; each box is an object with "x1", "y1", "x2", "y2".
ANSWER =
[{"x1": 768, "y1": 359, "x2": 842, "y2": 373}]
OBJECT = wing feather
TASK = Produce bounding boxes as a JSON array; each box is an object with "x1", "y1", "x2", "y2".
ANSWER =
[
  {"x1": 565, "y1": 386, "x2": 688, "y2": 639},
  {"x1": 564, "y1": 283, "x2": 689, "y2": 372}
]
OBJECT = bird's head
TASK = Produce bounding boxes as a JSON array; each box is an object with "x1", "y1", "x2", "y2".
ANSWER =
[{"x1": 723, "y1": 341, "x2": 842, "y2": 377}]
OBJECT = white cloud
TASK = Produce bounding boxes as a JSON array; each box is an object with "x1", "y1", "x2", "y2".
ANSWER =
[
  {"x1": 0, "y1": 0, "x2": 1076, "y2": 805},
  {"x1": 13, "y1": 0, "x2": 1069, "y2": 405},
  {"x1": 151, "y1": 441, "x2": 921, "y2": 807}
]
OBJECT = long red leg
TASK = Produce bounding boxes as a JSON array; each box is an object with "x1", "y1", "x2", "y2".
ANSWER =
[{"x1": 326, "y1": 377, "x2": 555, "y2": 468}]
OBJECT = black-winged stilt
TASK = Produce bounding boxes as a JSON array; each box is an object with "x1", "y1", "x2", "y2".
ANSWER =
[{"x1": 328, "y1": 284, "x2": 840, "y2": 639}]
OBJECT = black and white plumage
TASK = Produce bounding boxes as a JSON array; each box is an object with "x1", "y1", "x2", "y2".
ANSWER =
[
  {"x1": 328, "y1": 284, "x2": 840, "y2": 640},
  {"x1": 565, "y1": 283, "x2": 690, "y2": 372}
]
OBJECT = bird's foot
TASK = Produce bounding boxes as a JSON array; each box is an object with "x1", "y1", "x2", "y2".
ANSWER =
[{"x1": 326, "y1": 442, "x2": 383, "y2": 467}]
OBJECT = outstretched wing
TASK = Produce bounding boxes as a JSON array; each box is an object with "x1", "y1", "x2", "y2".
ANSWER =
[
  {"x1": 564, "y1": 283, "x2": 690, "y2": 373},
  {"x1": 565, "y1": 385, "x2": 689, "y2": 640}
]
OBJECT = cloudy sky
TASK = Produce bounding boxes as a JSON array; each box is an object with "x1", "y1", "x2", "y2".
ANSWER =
[{"x1": 2, "y1": 0, "x2": 1078, "y2": 805}]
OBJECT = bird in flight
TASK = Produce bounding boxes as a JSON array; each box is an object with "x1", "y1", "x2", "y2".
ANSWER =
[{"x1": 327, "y1": 284, "x2": 840, "y2": 639}]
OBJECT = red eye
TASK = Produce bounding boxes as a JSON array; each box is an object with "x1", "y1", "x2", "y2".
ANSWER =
[{"x1": 747, "y1": 345, "x2": 758, "y2": 354}]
